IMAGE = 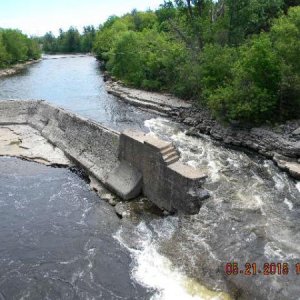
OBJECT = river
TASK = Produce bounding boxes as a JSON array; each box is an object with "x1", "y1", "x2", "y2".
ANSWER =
[
  {"x1": 0, "y1": 55, "x2": 300, "y2": 299},
  {"x1": 0, "y1": 55, "x2": 155, "y2": 131}
]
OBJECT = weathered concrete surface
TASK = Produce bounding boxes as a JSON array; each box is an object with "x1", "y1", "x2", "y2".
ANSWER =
[
  {"x1": 119, "y1": 129, "x2": 209, "y2": 214},
  {"x1": 0, "y1": 125, "x2": 70, "y2": 165},
  {"x1": 105, "y1": 160, "x2": 143, "y2": 200},
  {"x1": 30, "y1": 101, "x2": 120, "y2": 182},
  {"x1": 0, "y1": 99, "x2": 119, "y2": 182},
  {"x1": 0, "y1": 100, "x2": 207, "y2": 214}
]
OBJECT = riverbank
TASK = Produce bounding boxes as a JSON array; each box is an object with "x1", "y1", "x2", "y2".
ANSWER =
[
  {"x1": 105, "y1": 78, "x2": 300, "y2": 180},
  {"x1": 105, "y1": 79, "x2": 191, "y2": 117},
  {"x1": 0, "y1": 59, "x2": 41, "y2": 77}
]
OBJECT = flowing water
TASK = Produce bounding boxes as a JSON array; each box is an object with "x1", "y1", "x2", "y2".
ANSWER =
[
  {"x1": 0, "y1": 56, "x2": 299, "y2": 299},
  {"x1": 0, "y1": 55, "x2": 155, "y2": 131},
  {"x1": 116, "y1": 118, "x2": 300, "y2": 299},
  {"x1": 0, "y1": 157, "x2": 152, "y2": 299}
]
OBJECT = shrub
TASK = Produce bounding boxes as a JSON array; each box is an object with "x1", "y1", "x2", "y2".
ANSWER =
[{"x1": 207, "y1": 35, "x2": 281, "y2": 123}]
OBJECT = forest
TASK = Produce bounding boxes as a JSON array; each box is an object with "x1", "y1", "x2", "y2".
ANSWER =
[
  {"x1": 42, "y1": 26, "x2": 96, "y2": 54},
  {"x1": 2, "y1": 0, "x2": 300, "y2": 124},
  {"x1": 94, "y1": 0, "x2": 300, "y2": 124},
  {"x1": 0, "y1": 29, "x2": 41, "y2": 68}
]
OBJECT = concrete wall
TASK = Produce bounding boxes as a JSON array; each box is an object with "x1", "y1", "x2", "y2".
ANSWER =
[
  {"x1": 118, "y1": 130, "x2": 209, "y2": 214},
  {"x1": 0, "y1": 100, "x2": 119, "y2": 182},
  {"x1": 29, "y1": 101, "x2": 120, "y2": 182},
  {"x1": 0, "y1": 100, "x2": 208, "y2": 214}
]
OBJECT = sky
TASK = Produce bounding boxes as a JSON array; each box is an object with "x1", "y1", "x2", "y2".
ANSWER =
[{"x1": 0, "y1": 0, "x2": 163, "y2": 36}]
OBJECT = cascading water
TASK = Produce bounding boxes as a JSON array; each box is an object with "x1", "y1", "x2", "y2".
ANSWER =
[
  {"x1": 1, "y1": 56, "x2": 299, "y2": 299},
  {"x1": 116, "y1": 118, "x2": 300, "y2": 300}
]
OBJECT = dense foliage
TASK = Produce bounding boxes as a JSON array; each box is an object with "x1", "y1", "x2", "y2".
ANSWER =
[
  {"x1": 42, "y1": 26, "x2": 96, "y2": 54},
  {"x1": 0, "y1": 29, "x2": 41, "y2": 68},
  {"x1": 94, "y1": 1, "x2": 300, "y2": 124}
]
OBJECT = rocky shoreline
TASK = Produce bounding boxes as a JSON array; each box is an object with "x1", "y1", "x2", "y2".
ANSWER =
[
  {"x1": 0, "y1": 59, "x2": 41, "y2": 77},
  {"x1": 105, "y1": 78, "x2": 300, "y2": 180}
]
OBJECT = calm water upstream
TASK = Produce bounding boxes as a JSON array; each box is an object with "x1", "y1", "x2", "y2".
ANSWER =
[
  {"x1": 0, "y1": 55, "x2": 155, "y2": 131},
  {"x1": 0, "y1": 56, "x2": 300, "y2": 299}
]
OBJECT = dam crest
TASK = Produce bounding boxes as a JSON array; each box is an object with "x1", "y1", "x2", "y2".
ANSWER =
[{"x1": 0, "y1": 100, "x2": 208, "y2": 214}]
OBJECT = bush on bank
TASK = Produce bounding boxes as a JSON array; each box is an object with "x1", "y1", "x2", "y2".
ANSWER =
[
  {"x1": 0, "y1": 29, "x2": 41, "y2": 68},
  {"x1": 94, "y1": 2, "x2": 300, "y2": 125}
]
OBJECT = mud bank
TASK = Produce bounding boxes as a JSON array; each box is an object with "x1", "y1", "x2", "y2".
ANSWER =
[
  {"x1": 0, "y1": 60, "x2": 41, "y2": 77},
  {"x1": 105, "y1": 79, "x2": 300, "y2": 180}
]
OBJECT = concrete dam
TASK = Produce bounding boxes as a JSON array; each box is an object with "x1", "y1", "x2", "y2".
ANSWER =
[{"x1": 0, "y1": 100, "x2": 209, "y2": 214}]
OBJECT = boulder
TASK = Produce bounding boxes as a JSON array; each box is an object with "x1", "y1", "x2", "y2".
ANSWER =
[{"x1": 292, "y1": 127, "x2": 300, "y2": 136}]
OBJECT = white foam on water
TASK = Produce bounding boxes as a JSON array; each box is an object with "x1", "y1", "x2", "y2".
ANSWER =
[
  {"x1": 264, "y1": 243, "x2": 286, "y2": 260},
  {"x1": 284, "y1": 198, "x2": 293, "y2": 211},
  {"x1": 296, "y1": 182, "x2": 300, "y2": 193},
  {"x1": 114, "y1": 222, "x2": 230, "y2": 300},
  {"x1": 145, "y1": 118, "x2": 222, "y2": 181},
  {"x1": 273, "y1": 175, "x2": 285, "y2": 191}
]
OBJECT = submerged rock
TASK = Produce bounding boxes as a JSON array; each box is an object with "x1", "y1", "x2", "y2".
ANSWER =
[{"x1": 292, "y1": 127, "x2": 300, "y2": 136}]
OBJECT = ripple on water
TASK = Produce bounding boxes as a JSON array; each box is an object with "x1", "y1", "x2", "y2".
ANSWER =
[
  {"x1": 115, "y1": 221, "x2": 231, "y2": 300},
  {"x1": 117, "y1": 118, "x2": 300, "y2": 299},
  {"x1": 0, "y1": 56, "x2": 156, "y2": 132},
  {"x1": 0, "y1": 157, "x2": 151, "y2": 299}
]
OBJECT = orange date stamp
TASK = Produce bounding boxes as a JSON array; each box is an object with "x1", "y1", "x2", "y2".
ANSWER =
[{"x1": 225, "y1": 262, "x2": 300, "y2": 276}]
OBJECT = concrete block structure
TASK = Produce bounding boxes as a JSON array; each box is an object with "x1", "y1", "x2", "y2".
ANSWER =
[
  {"x1": 0, "y1": 100, "x2": 209, "y2": 214},
  {"x1": 115, "y1": 130, "x2": 209, "y2": 214}
]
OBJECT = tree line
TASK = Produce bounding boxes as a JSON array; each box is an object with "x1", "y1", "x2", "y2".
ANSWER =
[
  {"x1": 93, "y1": 0, "x2": 300, "y2": 124},
  {"x1": 3, "y1": 1, "x2": 300, "y2": 125},
  {"x1": 42, "y1": 26, "x2": 96, "y2": 54},
  {"x1": 0, "y1": 29, "x2": 41, "y2": 68}
]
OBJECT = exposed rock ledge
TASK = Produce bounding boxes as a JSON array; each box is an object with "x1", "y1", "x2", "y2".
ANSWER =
[
  {"x1": 106, "y1": 79, "x2": 191, "y2": 116},
  {"x1": 0, "y1": 59, "x2": 41, "y2": 77},
  {"x1": 105, "y1": 79, "x2": 300, "y2": 180}
]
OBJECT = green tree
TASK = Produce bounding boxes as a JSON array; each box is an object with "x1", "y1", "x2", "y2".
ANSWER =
[
  {"x1": 61, "y1": 27, "x2": 81, "y2": 52},
  {"x1": 108, "y1": 31, "x2": 145, "y2": 86},
  {"x1": 93, "y1": 2, "x2": 300, "y2": 124},
  {"x1": 226, "y1": 0, "x2": 284, "y2": 45},
  {"x1": 93, "y1": 19, "x2": 129, "y2": 61},
  {"x1": 81, "y1": 26, "x2": 96, "y2": 53},
  {"x1": 0, "y1": 29, "x2": 41, "y2": 67},
  {"x1": 1, "y1": 29, "x2": 28, "y2": 63},
  {"x1": 271, "y1": 6, "x2": 300, "y2": 117},
  {"x1": 26, "y1": 37, "x2": 41, "y2": 59},
  {"x1": 0, "y1": 32, "x2": 9, "y2": 67},
  {"x1": 43, "y1": 32, "x2": 57, "y2": 53},
  {"x1": 207, "y1": 35, "x2": 281, "y2": 123}
]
